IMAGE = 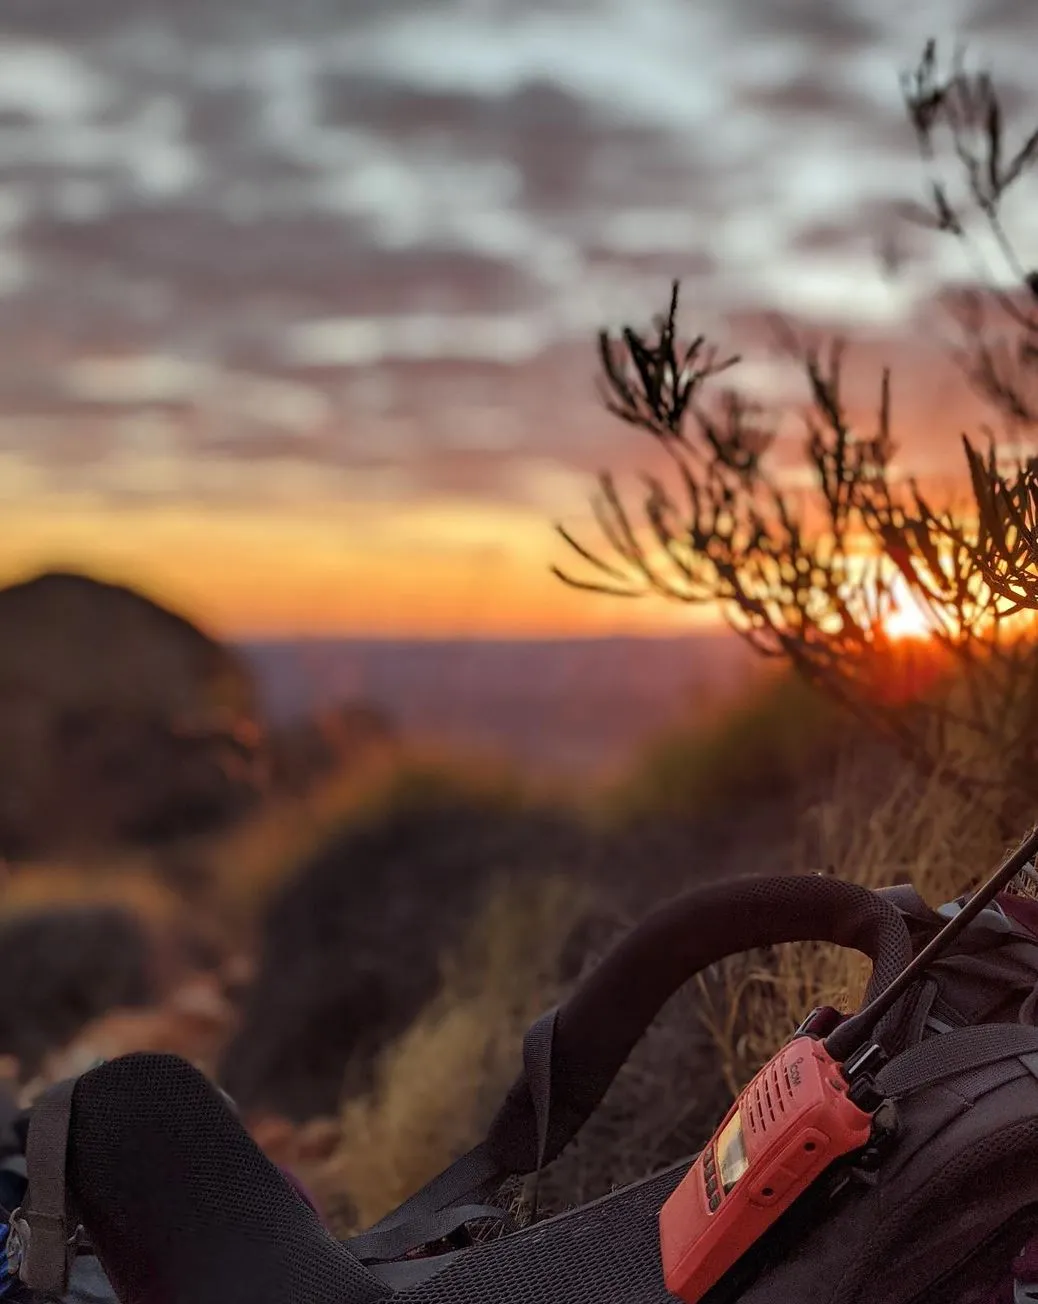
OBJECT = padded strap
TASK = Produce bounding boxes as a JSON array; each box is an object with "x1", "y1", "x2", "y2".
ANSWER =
[
  {"x1": 369, "y1": 1248, "x2": 469, "y2": 1293},
  {"x1": 349, "y1": 873, "x2": 910, "y2": 1263},
  {"x1": 484, "y1": 872, "x2": 911, "y2": 1174},
  {"x1": 13, "y1": 1076, "x2": 78, "y2": 1296}
]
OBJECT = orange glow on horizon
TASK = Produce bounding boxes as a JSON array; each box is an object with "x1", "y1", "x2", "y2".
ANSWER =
[
  {"x1": 0, "y1": 496, "x2": 725, "y2": 640},
  {"x1": 0, "y1": 459, "x2": 993, "y2": 644}
]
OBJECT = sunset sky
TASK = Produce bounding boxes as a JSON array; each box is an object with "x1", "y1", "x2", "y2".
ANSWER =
[{"x1": 0, "y1": 0, "x2": 1035, "y2": 637}]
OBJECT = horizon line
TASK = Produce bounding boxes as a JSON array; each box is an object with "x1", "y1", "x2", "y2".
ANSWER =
[{"x1": 233, "y1": 624, "x2": 738, "y2": 645}]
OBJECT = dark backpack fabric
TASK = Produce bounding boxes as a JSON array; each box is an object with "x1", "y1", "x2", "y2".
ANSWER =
[{"x1": 14, "y1": 873, "x2": 1038, "y2": 1304}]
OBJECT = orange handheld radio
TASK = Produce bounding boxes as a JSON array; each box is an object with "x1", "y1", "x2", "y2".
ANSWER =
[{"x1": 659, "y1": 826, "x2": 1038, "y2": 1304}]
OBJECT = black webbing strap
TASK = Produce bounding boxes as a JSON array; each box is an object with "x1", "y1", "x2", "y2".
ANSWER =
[
  {"x1": 877, "y1": 1023, "x2": 1038, "y2": 1097},
  {"x1": 12, "y1": 1076, "x2": 79, "y2": 1296},
  {"x1": 346, "y1": 1140, "x2": 506, "y2": 1262},
  {"x1": 521, "y1": 1009, "x2": 556, "y2": 1221},
  {"x1": 347, "y1": 1202, "x2": 518, "y2": 1264}
]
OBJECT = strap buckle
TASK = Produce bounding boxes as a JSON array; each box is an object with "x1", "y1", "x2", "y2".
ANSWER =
[{"x1": 8, "y1": 1205, "x2": 82, "y2": 1296}]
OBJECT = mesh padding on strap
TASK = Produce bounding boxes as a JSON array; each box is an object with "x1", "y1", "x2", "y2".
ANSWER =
[
  {"x1": 393, "y1": 1163, "x2": 688, "y2": 1304},
  {"x1": 65, "y1": 1054, "x2": 385, "y2": 1304}
]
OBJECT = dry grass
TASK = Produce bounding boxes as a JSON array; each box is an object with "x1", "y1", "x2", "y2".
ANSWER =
[
  {"x1": 697, "y1": 743, "x2": 1008, "y2": 1094},
  {"x1": 310, "y1": 873, "x2": 589, "y2": 1234}
]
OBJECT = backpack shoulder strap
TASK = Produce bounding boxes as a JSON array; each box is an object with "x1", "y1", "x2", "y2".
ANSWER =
[
  {"x1": 485, "y1": 872, "x2": 910, "y2": 1176},
  {"x1": 11, "y1": 1076, "x2": 79, "y2": 1297},
  {"x1": 347, "y1": 873, "x2": 912, "y2": 1266}
]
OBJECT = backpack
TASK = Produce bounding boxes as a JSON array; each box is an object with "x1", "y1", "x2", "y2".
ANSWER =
[{"x1": 10, "y1": 871, "x2": 1038, "y2": 1304}]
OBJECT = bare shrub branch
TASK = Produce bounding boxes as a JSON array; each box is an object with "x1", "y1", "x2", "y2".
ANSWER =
[{"x1": 552, "y1": 42, "x2": 1038, "y2": 828}]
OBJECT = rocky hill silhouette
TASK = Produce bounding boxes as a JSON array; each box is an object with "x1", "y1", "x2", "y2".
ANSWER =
[{"x1": 0, "y1": 569, "x2": 265, "y2": 858}]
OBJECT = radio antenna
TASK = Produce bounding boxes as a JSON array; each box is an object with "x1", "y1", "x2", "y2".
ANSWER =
[{"x1": 826, "y1": 823, "x2": 1038, "y2": 1060}]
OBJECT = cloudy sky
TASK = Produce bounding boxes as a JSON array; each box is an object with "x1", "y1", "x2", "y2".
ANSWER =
[{"x1": 0, "y1": 0, "x2": 1035, "y2": 636}]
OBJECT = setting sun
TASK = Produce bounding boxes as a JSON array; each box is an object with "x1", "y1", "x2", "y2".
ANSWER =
[{"x1": 882, "y1": 591, "x2": 934, "y2": 642}]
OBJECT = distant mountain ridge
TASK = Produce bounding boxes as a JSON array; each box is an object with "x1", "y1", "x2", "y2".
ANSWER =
[{"x1": 237, "y1": 634, "x2": 761, "y2": 776}]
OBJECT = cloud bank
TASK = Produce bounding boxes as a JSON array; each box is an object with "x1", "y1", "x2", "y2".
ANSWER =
[{"x1": 0, "y1": 0, "x2": 1035, "y2": 529}]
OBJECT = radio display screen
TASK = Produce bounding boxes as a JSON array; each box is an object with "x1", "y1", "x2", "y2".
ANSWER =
[{"x1": 715, "y1": 1113, "x2": 750, "y2": 1193}]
